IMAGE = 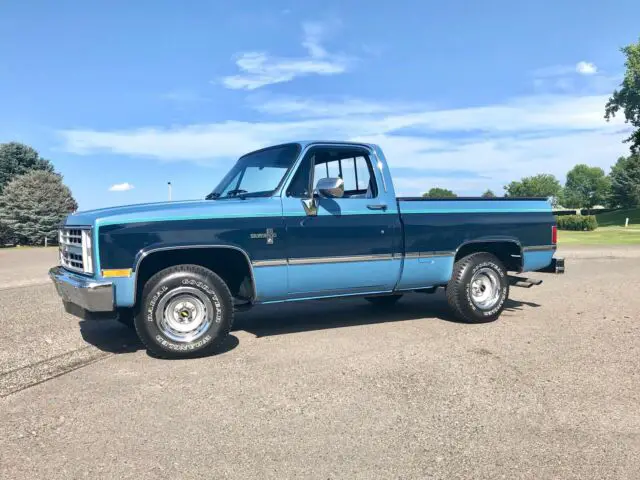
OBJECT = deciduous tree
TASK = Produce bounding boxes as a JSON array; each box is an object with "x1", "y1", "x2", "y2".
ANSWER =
[
  {"x1": 481, "y1": 189, "x2": 496, "y2": 198},
  {"x1": 422, "y1": 187, "x2": 457, "y2": 198},
  {"x1": 562, "y1": 164, "x2": 611, "y2": 208},
  {"x1": 504, "y1": 174, "x2": 562, "y2": 205},
  {"x1": 608, "y1": 154, "x2": 640, "y2": 208},
  {"x1": 605, "y1": 38, "x2": 640, "y2": 153}
]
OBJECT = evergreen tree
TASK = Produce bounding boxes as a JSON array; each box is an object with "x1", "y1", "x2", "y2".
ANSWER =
[
  {"x1": 0, "y1": 142, "x2": 54, "y2": 193},
  {"x1": 0, "y1": 171, "x2": 77, "y2": 245}
]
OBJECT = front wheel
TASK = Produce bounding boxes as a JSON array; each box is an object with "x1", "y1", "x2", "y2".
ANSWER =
[
  {"x1": 446, "y1": 253, "x2": 509, "y2": 323},
  {"x1": 135, "y1": 264, "x2": 234, "y2": 359}
]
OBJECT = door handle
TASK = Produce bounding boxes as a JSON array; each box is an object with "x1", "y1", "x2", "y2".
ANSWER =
[{"x1": 367, "y1": 203, "x2": 388, "y2": 210}]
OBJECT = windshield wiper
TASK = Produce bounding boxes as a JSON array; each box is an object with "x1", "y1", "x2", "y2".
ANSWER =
[{"x1": 206, "y1": 192, "x2": 221, "y2": 200}]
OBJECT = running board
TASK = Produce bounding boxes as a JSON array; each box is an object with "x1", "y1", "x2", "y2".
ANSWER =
[{"x1": 508, "y1": 276, "x2": 543, "y2": 288}]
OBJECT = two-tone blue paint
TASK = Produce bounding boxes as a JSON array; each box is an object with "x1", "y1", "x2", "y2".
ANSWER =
[{"x1": 62, "y1": 140, "x2": 558, "y2": 309}]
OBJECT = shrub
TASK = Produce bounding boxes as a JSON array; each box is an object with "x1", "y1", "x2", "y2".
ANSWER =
[{"x1": 555, "y1": 215, "x2": 598, "y2": 231}]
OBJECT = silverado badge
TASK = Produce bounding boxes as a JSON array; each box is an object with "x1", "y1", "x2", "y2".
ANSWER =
[{"x1": 250, "y1": 228, "x2": 277, "y2": 244}]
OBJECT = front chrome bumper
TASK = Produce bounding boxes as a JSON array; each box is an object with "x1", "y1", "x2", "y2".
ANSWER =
[{"x1": 49, "y1": 266, "x2": 115, "y2": 312}]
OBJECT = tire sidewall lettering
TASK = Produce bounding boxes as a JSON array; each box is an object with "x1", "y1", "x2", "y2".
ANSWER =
[
  {"x1": 464, "y1": 260, "x2": 507, "y2": 317},
  {"x1": 145, "y1": 277, "x2": 225, "y2": 353},
  {"x1": 147, "y1": 286, "x2": 168, "y2": 323}
]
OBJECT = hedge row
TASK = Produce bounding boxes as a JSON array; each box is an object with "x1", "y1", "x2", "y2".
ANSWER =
[{"x1": 555, "y1": 215, "x2": 598, "y2": 231}]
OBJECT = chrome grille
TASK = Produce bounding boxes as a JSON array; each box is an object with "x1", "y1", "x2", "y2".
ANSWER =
[
  {"x1": 59, "y1": 227, "x2": 93, "y2": 274},
  {"x1": 60, "y1": 228, "x2": 83, "y2": 245}
]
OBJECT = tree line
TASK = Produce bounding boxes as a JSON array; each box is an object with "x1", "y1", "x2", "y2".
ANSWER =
[
  {"x1": 0, "y1": 143, "x2": 77, "y2": 246},
  {"x1": 424, "y1": 37, "x2": 640, "y2": 208},
  {"x1": 422, "y1": 154, "x2": 640, "y2": 209}
]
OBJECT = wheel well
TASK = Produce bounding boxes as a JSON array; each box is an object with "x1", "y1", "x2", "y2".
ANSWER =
[
  {"x1": 455, "y1": 241, "x2": 522, "y2": 272},
  {"x1": 134, "y1": 247, "x2": 254, "y2": 305}
]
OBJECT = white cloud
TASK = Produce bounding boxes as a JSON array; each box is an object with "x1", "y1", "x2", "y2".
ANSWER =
[
  {"x1": 61, "y1": 92, "x2": 629, "y2": 196},
  {"x1": 532, "y1": 61, "x2": 605, "y2": 94},
  {"x1": 534, "y1": 61, "x2": 599, "y2": 78},
  {"x1": 576, "y1": 61, "x2": 598, "y2": 75},
  {"x1": 249, "y1": 95, "x2": 421, "y2": 117},
  {"x1": 108, "y1": 182, "x2": 135, "y2": 192},
  {"x1": 220, "y1": 22, "x2": 349, "y2": 90}
]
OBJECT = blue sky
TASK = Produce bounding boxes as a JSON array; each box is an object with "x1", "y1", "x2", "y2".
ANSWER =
[{"x1": 1, "y1": 0, "x2": 638, "y2": 209}]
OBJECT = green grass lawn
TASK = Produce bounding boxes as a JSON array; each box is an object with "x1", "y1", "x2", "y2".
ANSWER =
[
  {"x1": 595, "y1": 208, "x2": 640, "y2": 227},
  {"x1": 558, "y1": 225, "x2": 640, "y2": 245},
  {"x1": 556, "y1": 207, "x2": 640, "y2": 245}
]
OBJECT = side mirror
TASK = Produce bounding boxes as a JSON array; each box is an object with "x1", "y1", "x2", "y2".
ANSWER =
[
  {"x1": 316, "y1": 177, "x2": 344, "y2": 198},
  {"x1": 300, "y1": 177, "x2": 344, "y2": 216}
]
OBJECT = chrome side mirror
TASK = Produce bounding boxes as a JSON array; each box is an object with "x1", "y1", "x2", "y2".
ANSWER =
[
  {"x1": 300, "y1": 177, "x2": 344, "y2": 216},
  {"x1": 316, "y1": 177, "x2": 344, "y2": 198}
]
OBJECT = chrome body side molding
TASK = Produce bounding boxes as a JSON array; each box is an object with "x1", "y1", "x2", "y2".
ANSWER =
[{"x1": 522, "y1": 245, "x2": 557, "y2": 252}]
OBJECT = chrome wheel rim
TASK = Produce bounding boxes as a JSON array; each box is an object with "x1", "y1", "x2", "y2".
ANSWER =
[
  {"x1": 155, "y1": 287, "x2": 214, "y2": 343},
  {"x1": 469, "y1": 267, "x2": 502, "y2": 310}
]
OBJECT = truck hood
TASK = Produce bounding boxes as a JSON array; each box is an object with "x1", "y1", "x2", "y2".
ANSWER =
[{"x1": 64, "y1": 197, "x2": 282, "y2": 228}]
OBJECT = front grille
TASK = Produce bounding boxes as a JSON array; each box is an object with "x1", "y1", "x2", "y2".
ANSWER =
[
  {"x1": 59, "y1": 227, "x2": 93, "y2": 274},
  {"x1": 60, "y1": 228, "x2": 83, "y2": 245}
]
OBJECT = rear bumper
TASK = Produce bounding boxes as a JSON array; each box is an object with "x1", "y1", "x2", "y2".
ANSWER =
[
  {"x1": 537, "y1": 257, "x2": 565, "y2": 274},
  {"x1": 49, "y1": 266, "x2": 115, "y2": 313}
]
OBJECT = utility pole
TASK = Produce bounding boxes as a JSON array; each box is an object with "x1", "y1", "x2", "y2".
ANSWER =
[{"x1": 168, "y1": 182, "x2": 172, "y2": 201}]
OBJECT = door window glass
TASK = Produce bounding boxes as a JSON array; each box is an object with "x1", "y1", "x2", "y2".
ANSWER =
[{"x1": 287, "y1": 147, "x2": 378, "y2": 198}]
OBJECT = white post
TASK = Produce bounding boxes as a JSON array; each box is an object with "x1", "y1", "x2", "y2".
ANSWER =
[
  {"x1": 44, "y1": 237, "x2": 48, "y2": 248},
  {"x1": 168, "y1": 182, "x2": 172, "y2": 201},
  {"x1": 625, "y1": 217, "x2": 629, "y2": 228}
]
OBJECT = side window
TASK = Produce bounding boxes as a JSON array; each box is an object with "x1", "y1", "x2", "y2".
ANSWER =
[
  {"x1": 354, "y1": 156, "x2": 375, "y2": 195},
  {"x1": 286, "y1": 147, "x2": 378, "y2": 199},
  {"x1": 286, "y1": 155, "x2": 313, "y2": 198},
  {"x1": 314, "y1": 149, "x2": 377, "y2": 199}
]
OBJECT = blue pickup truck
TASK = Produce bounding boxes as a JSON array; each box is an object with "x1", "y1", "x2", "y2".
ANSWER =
[{"x1": 50, "y1": 141, "x2": 564, "y2": 358}]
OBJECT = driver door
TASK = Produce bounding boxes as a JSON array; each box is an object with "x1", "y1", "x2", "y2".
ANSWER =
[{"x1": 281, "y1": 145, "x2": 402, "y2": 298}]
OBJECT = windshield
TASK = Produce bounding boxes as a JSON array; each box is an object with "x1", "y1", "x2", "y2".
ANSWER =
[{"x1": 208, "y1": 143, "x2": 301, "y2": 199}]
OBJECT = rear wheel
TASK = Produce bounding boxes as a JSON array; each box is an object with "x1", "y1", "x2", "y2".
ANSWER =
[
  {"x1": 134, "y1": 264, "x2": 234, "y2": 359},
  {"x1": 446, "y1": 252, "x2": 508, "y2": 323},
  {"x1": 365, "y1": 294, "x2": 403, "y2": 306}
]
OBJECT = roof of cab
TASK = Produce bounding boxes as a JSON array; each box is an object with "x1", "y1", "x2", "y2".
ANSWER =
[
  {"x1": 296, "y1": 140, "x2": 378, "y2": 149},
  {"x1": 240, "y1": 141, "x2": 380, "y2": 158}
]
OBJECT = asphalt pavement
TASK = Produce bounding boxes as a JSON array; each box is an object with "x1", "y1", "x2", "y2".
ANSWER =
[{"x1": 0, "y1": 246, "x2": 639, "y2": 479}]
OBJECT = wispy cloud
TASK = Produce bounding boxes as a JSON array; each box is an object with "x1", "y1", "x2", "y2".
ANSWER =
[
  {"x1": 108, "y1": 182, "x2": 135, "y2": 192},
  {"x1": 531, "y1": 60, "x2": 610, "y2": 94},
  {"x1": 533, "y1": 61, "x2": 599, "y2": 78},
  {"x1": 61, "y1": 91, "x2": 629, "y2": 195},
  {"x1": 220, "y1": 22, "x2": 350, "y2": 90},
  {"x1": 249, "y1": 95, "x2": 421, "y2": 117}
]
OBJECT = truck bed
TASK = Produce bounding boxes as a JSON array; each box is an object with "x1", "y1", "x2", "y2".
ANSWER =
[{"x1": 393, "y1": 196, "x2": 556, "y2": 289}]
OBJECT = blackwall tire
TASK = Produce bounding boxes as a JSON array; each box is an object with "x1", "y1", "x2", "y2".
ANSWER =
[
  {"x1": 134, "y1": 264, "x2": 234, "y2": 359},
  {"x1": 446, "y1": 253, "x2": 509, "y2": 323}
]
